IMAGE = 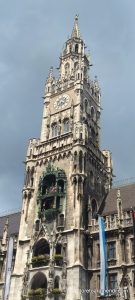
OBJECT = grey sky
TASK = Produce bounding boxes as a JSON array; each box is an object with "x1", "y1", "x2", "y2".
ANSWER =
[{"x1": 0, "y1": 0, "x2": 135, "y2": 213}]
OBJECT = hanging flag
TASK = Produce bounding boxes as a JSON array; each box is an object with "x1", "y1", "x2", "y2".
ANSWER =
[
  {"x1": 3, "y1": 237, "x2": 14, "y2": 300},
  {"x1": 132, "y1": 210, "x2": 135, "y2": 260},
  {"x1": 98, "y1": 216, "x2": 106, "y2": 296}
]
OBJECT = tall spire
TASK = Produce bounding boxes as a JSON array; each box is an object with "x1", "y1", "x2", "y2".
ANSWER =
[{"x1": 71, "y1": 15, "x2": 80, "y2": 39}]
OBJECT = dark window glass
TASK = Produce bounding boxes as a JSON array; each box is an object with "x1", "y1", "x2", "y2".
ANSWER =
[
  {"x1": 133, "y1": 271, "x2": 135, "y2": 287},
  {"x1": 109, "y1": 273, "x2": 117, "y2": 289},
  {"x1": 64, "y1": 119, "x2": 69, "y2": 133},
  {"x1": 108, "y1": 242, "x2": 116, "y2": 259}
]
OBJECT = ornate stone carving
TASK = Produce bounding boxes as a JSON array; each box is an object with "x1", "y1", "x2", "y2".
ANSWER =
[
  {"x1": 49, "y1": 260, "x2": 55, "y2": 278},
  {"x1": 22, "y1": 265, "x2": 29, "y2": 296}
]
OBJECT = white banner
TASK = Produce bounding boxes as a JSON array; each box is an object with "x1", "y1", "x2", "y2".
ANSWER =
[{"x1": 3, "y1": 237, "x2": 14, "y2": 300}]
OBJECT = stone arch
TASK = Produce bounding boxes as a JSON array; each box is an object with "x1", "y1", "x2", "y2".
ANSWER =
[
  {"x1": 33, "y1": 238, "x2": 50, "y2": 257},
  {"x1": 30, "y1": 272, "x2": 47, "y2": 290}
]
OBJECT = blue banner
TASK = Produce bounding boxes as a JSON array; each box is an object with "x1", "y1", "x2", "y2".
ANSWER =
[{"x1": 98, "y1": 216, "x2": 106, "y2": 296}]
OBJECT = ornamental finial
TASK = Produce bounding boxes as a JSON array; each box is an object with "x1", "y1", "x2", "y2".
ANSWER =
[{"x1": 71, "y1": 15, "x2": 80, "y2": 38}]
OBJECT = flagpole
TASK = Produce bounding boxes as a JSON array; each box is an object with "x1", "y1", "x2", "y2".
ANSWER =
[
  {"x1": 131, "y1": 207, "x2": 135, "y2": 286},
  {"x1": 98, "y1": 215, "x2": 106, "y2": 296}
]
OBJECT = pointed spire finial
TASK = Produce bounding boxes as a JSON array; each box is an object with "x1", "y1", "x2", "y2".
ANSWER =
[
  {"x1": 47, "y1": 66, "x2": 54, "y2": 83},
  {"x1": 71, "y1": 15, "x2": 80, "y2": 38}
]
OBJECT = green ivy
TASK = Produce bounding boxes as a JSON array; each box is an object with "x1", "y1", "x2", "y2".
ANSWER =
[{"x1": 45, "y1": 208, "x2": 59, "y2": 222}]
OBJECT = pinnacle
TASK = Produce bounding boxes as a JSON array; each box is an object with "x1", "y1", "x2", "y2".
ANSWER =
[
  {"x1": 47, "y1": 66, "x2": 54, "y2": 82},
  {"x1": 71, "y1": 15, "x2": 81, "y2": 39}
]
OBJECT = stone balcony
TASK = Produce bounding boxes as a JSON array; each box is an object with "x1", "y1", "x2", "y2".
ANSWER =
[{"x1": 89, "y1": 214, "x2": 133, "y2": 234}]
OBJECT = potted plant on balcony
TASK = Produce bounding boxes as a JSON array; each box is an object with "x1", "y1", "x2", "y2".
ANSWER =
[
  {"x1": 52, "y1": 288, "x2": 61, "y2": 295},
  {"x1": 28, "y1": 288, "x2": 46, "y2": 297},
  {"x1": 32, "y1": 255, "x2": 50, "y2": 267},
  {"x1": 53, "y1": 254, "x2": 63, "y2": 266}
]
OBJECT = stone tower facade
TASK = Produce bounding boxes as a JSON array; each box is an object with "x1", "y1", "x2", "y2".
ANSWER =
[{"x1": 9, "y1": 16, "x2": 112, "y2": 300}]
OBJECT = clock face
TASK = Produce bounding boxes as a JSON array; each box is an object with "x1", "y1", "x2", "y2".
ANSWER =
[{"x1": 54, "y1": 94, "x2": 69, "y2": 110}]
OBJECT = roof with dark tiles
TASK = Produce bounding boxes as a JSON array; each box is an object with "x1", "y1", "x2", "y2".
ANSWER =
[
  {"x1": 102, "y1": 183, "x2": 135, "y2": 215},
  {"x1": 0, "y1": 212, "x2": 21, "y2": 238}
]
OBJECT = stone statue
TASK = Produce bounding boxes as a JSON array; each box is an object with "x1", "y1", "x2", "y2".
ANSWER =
[{"x1": 123, "y1": 286, "x2": 130, "y2": 299}]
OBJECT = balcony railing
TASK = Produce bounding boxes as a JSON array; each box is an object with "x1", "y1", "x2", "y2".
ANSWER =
[{"x1": 89, "y1": 215, "x2": 133, "y2": 233}]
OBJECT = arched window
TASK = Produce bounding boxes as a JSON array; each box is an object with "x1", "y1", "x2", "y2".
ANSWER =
[
  {"x1": 84, "y1": 66, "x2": 87, "y2": 77},
  {"x1": 84, "y1": 99, "x2": 88, "y2": 113},
  {"x1": 91, "y1": 199, "x2": 97, "y2": 218},
  {"x1": 33, "y1": 239, "x2": 50, "y2": 256},
  {"x1": 65, "y1": 63, "x2": 70, "y2": 76},
  {"x1": 52, "y1": 123, "x2": 58, "y2": 137},
  {"x1": 90, "y1": 171, "x2": 94, "y2": 186},
  {"x1": 35, "y1": 219, "x2": 40, "y2": 231},
  {"x1": 63, "y1": 119, "x2": 70, "y2": 133},
  {"x1": 57, "y1": 179, "x2": 64, "y2": 193},
  {"x1": 74, "y1": 151, "x2": 77, "y2": 172},
  {"x1": 56, "y1": 244, "x2": 62, "y2": 255},
  {"x1": 54, "y1": 276, "x2": 60, "y2": 289},
  {"x1": 91, "y1": 106, "x2": 95, "y2": 119},
  {"x1": 91, "y1": 128, "x2": 95, "y2": 139},
  {"x1": 59, "y1": 214, "x2": 64, "y2": 226},
  {"x1": 84, "y1": 153, "x2": 87, "y2": 173},
  {"x1": 78, "y1": 176, "x2": 82, "y2": 194},
  {"x1": 25, "y1": 166, "x2": 30, "y2": 186},
  {"x1": 42, "y1": 174, "x2": 56, "y2": 195},
  {"x1": 30, "y1": 166, "x2": 34, "y2": 187},
  {"x1": 75, "y1": 44, "x2": 79, "y2": 53},
  {"x1": 79, "y1": 151, "x2": 83, "y2": 173},
  {"x1": 74, "y1": 62, "x2": 78, "y2": 70},
  {"x1": 31, "y1": 272, "x2": 47, "y2": 291}
]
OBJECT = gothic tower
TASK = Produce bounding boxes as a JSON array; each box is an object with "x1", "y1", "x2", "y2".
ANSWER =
[{"x1": 9, "y1": 16, "x2": 112, "y2": 300}]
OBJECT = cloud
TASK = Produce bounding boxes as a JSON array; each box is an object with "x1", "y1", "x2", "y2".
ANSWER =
[{"x1": 0, "y1": 0, "x2": 135, "y2": 212}]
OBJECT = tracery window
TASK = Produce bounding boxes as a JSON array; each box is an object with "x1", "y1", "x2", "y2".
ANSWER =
[
  {"x1": 63, "y1": 119, "x2": 70, "y2": 133},
  {"x1": 108, "y1": 273, "x2": 117, "y2": 289},
  {"x1": 65, "y1": 63, "x2": 70, "y2": 76},
  {"x1": 75, "y1": 44, "x2": 79, "y2": 53},
  {"x1": 52, "y1": 123, "x2": 58, "y2": 137},
  {"x1": 107, "y1": 242, "x2": 116, "y2": 259},
  {"x1": 79, "y1": 151, "x2": 83, "y2": 173},
  {"x1": 91, "y1": 199, "x2": 97, "y2": 218}
]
